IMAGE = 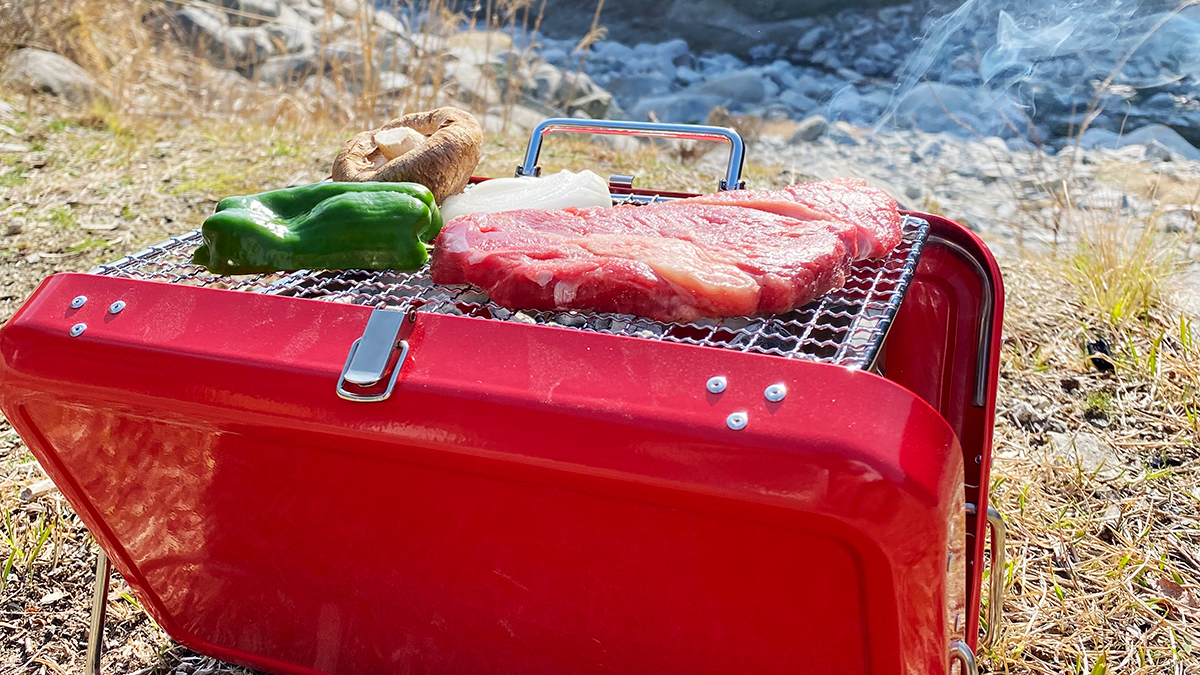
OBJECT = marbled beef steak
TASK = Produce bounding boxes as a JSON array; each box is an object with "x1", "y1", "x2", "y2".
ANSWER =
[{"x1": 430, "y1": 180, "x2": 902, "y2": 322}]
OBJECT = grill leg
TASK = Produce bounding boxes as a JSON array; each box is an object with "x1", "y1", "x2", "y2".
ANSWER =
[
  {"x1": 949, "y1": 640, "x2": 978, "y2": 675},
  {"x1": 87, "y1": 548, "x2": 111, "y2": 675}
]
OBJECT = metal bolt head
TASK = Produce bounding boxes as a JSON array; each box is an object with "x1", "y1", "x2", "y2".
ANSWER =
[
  {"x1": 764, "y1": 383, "x2": 787, "y2": 402},
  {"x1": 69, "y1": 323, "x2": 86, "y2": 337},
  {"x1": 726, "y1": 411, "x2": 748, "y2": 430},
  {"x1": 108, "y1": 300, "x2": 125, "y2": 314},
  {"x1": 70, "y1": 296, "x2": 87, "y2": 309},
  {"x1": 706, "y1": 376, "x2": 727, "y2": 394}
]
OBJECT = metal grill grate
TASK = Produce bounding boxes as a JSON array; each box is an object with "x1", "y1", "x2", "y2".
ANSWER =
[{"x1": 92, "y1": 215, "x2": 929, "y2": 370}]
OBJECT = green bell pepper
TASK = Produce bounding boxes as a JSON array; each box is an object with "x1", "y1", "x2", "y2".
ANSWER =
[{"x1": 192, "y1": 182, "x2": 443, "y2": 275}]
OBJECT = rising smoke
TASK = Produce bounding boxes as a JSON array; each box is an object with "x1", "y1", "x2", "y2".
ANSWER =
[{"x1": 875, "y1": 0, "x2": 1200, "y2": 146}]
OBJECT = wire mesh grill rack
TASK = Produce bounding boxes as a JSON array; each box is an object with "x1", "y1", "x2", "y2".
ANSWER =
[{"x1": 92, "y1": 215, "x2": 929, "y2": 370}]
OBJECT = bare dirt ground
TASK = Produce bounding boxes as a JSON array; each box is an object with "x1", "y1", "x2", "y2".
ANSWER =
[{"x1": 2, "y1": 99, "x2": 1199, "y2": 675}]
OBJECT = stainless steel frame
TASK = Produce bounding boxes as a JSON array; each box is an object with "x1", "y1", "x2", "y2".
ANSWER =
[
  {"x1": 949, "y1": 639, "x2": 978, "y2": 675},
  {"x1": 516, "y1": 118, "x2": 747, "y2": 191},
  {"x1": 87, "y1": 548, "x2": 110, "y2": 675},
  {"x1": 966, "y1": 503, "x2": 1007, "y2": 649}
]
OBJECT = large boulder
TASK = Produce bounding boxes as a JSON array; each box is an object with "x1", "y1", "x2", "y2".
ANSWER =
[
  {"x1": 253, "y1": 54, "x2": 318, "y2": 85},
  {"x1": 215, "y1": 0, "x2": 281, "y2": 26},
  {"x1": 168, "y1": 6, "x2": 275, "y2": 69},
  {"x1": 1117, "y1": 124, "x2": 1200, "y2": 161},
  {"x1": 631, "y1": 93, "x2": 725, "y2": 124},
  {"x1": 693, "y1": 71, "x2": 768, "y2": 103},
  {"x1": 1, "y1": 49, "x2": 110, "y2": 105},
  {"x1": 891, "y1": 82, "x2": 980, "y2": 135}
]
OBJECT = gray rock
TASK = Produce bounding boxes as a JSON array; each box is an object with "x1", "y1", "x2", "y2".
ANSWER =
[
  {"x1": 332, "y1": 0, "x2": 365, "y2": 19},
  {"x1": 223, "y1": 26, "x2": 275, "y2": 67},
  {"x1": 448, "y1": 61, "x2": 500, "y2": 106},
  {"x1": 865, "y1": 41, "x2": 898, "y2": 63},
  {"x1": 1006, "y1": 137, "x2": 1038, "y2": 152},
  {"x1": 374, "y1": 10, "x2": 407, "y2": 36},
  {"x1": 1143, "y1": 140, "x2": 1172, "y2": 162},
  {"x1": 491, "y1": 104, "x2": 548, "y2": 133},
  {"x1": 0, "y1": 49, "x2": 110, "y2": 105},
  {"x1": 796, "y1": 26, "x2": 831, "y2": 52},
  {"x1": 827, "y1": 121, "x2": 859, "y2": 146},
  {"x1": 790, "y1": 73, "x2": 825, "y2": 99},
  {"x1": 215, "y1": 0, "x2": 280, "y2": 26},
  {"x1": 566, "y1": 89, "x2": 614, "y2": 119},
  {"x1": 262, "y1": 19, "x2": 311, "y2": 55},
  {"x1": 604, "y1": 71, "x2": 673, "y2": 103},
  {"x1": 321, "y1": 40, "x2": 368, "y2": 86},
  {"x1": 526, "y1": 62, "x2": 564, "y2": 102},
  {"x1": 252, "y1": 54, "x2": 316, "y2": 84},
  {"x1": 555, "y1": 70, "x2": 603, "y2": 104},
  {"x1": 1048, "y1": 431, "x2": 1126, "y2": 481},
  {"x1": 591, "y1": 41, "x2": 635, "y2": 63},
  {"x1": 632, "y1": 93, "x2": 725, "y2": 124},
  {"x1": 909, "y1": 137, "x2": 942, "y2": 163},
  {"x1": 853, "y1": 57, "x2": 882, "y2": 77},
  {"x1": 789, "y1": 114, "x2": 828, "y2": 143},
  {"x1": 300, "y1": 75, "x2": 340, "y2": 100},
  {"x1": 656, "y1": 38, "x2": 690, "y2": 65},
  {"x1": 892, "y1": 82, "x2": 976, "y2": 135},
  {"x1": 379, "y1": 40, "x2": 415, "y2": 73},
  {"x1": 1079, "y1": 127, "x2": 1120, "y2": 150},
  {"x1": 1143, "y1": 92, "x2": 1176, "y2": 109},
  {"x1": 779, "y1": 90, "x2": 818, "y2": 115},
  {"x1": 826, "y1": 89, "x2": 869, "y2": 125},
  {"x1": 540, "y1": 47, "x2": 568, "y2": 64},
  {"x1": 1118, "y1": 124, "x2": 1200, "y2": 161},
  {"x1": 675, "y1": 66, "x2": 702, "y2": 86},
  {"x1": 169, "y1": 7, "x2": 275, "y2": 68},
  {"x1": 835, "y1": 67, "x2": 864, "y2": 83},
  {"x1": 694, "y1": 71, "x2": 767, "y2": 103},
  {"x1": 376, "y1": 71, "x2": 413, "y2": 96}
]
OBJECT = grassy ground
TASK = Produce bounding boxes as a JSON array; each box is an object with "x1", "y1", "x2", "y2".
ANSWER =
[{"x1": 2, "y1": 88, "x2": 1200, "y2": 675}]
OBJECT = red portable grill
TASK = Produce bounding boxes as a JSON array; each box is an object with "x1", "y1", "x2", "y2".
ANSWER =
[{"x1": 0, "y1": 120, "x2": 1005, "y2": 675}]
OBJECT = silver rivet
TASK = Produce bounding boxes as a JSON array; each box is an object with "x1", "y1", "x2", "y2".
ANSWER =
[
  {"x1": 108, "y1": 300, "x2": 125, "y2": 314},
  {"x1": 726, "y1": 411, "x2": 748, "y2": 430},
  {"x1": 706, "y1": 376, "x2": 727, "y2": 394},
  {"x1": 69, "y1": 296, "x2": 87, "y2": 309},
  {"x1": 69, "y1": 323, "x2": 86, "y2": 337},
  {"x1": 765, "y1": 383, "x2": 787, "y2": 402}
]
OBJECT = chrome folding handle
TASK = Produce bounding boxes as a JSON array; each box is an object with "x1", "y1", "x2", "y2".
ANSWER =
[
  {"x1": 517, "y1": 118, "x2": 747, "y2": 191},
  {"x1": 967, "y1": 503, "x2": 1007, "y2": 649}
]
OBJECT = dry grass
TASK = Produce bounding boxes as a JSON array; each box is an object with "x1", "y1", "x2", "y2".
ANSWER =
[
  {"x1": 1066, "y1": 207, "x2": 1185, "y2": 327},
  {"x1": 984, "y1": 251, "x2": 1200, "y2": 674}
]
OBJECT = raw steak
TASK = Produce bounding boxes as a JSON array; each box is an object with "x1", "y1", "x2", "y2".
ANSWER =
[
  {"x1": 430, "y1": 201, "x2": 856, "y2": 322},
  {"x1": 678, "y1": 178, "x2": 901, "y2": 259}
]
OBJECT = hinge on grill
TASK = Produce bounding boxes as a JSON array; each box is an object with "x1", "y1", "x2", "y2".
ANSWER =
[{"x1": 337, "y1": 308, "x2": 410, "y2": 402}]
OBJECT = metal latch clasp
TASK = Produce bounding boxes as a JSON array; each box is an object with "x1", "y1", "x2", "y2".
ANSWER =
[{"x1": 337, "y1": 308, "x2": 409, "y2": 402}]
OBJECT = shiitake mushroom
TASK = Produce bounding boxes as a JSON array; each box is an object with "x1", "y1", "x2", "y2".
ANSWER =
[{"x1": 332, "y1": 107, "x2": 483, "y2": 204}]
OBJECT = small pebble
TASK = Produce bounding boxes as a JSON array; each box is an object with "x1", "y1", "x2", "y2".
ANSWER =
[{"x1": 6, "y1": 216, "x2": 26, "y2": 235}]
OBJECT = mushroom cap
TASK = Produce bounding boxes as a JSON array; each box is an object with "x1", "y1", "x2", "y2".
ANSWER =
[{"x1": 331, "y1": 107, "x2": 483, "y2": 203}]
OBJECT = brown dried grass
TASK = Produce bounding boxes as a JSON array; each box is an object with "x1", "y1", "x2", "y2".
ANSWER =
[{"x1": 985, "y1": 252, "x2": 1200, "y2": 674}]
